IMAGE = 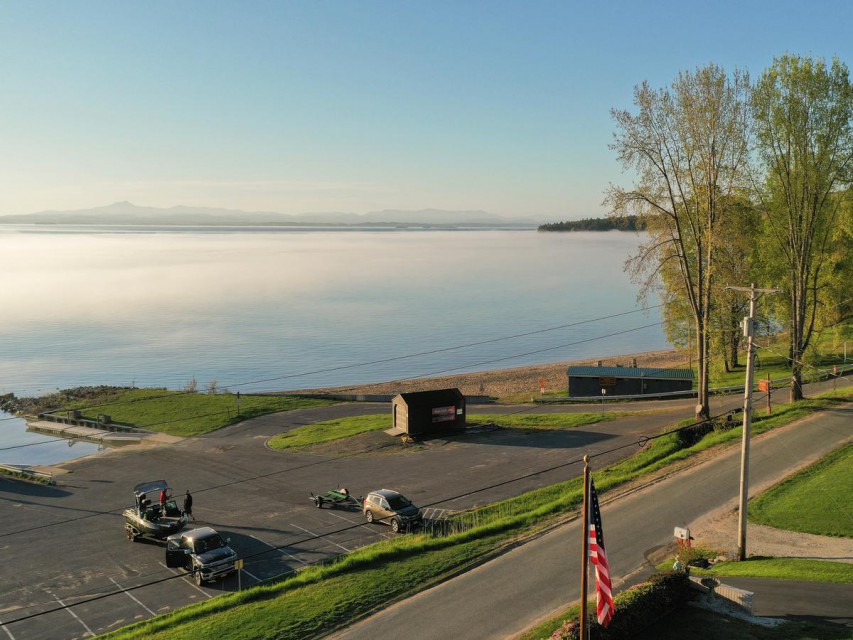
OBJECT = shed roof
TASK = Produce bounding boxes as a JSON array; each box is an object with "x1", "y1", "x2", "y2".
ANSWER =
[
  {"x1": 394, "y1": 388, "x2": 464, "y2": 407},
  {"x1": 567, "y1": 366, "x2": 694, "y2": 380}
]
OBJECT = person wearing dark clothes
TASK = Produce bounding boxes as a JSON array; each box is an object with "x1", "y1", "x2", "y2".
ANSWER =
[{"x1": 184, "y1": 490, "x2": 195, "y2": 521}]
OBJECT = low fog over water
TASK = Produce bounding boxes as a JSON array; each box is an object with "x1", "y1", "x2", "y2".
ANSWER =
[{"x1": 0, "y1": 226, "x2": 667, "y2": 396}]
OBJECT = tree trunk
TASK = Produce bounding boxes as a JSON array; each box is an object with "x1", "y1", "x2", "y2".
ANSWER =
[{"x1": 695, "y1": 317, "x2": 711, "y2": 421}]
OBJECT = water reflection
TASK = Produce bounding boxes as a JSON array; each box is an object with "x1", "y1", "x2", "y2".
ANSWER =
[{"x1": 0, "y1": 411, "x2": 102, "y2": 466}]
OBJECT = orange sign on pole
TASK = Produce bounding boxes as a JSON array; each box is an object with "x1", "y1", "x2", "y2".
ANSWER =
[{"x1": 758, "y1": 377, "x2": 772, "y2": 414}]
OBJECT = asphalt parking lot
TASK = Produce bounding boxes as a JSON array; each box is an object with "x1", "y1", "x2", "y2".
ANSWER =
[{"x1": 0, "y1": 398, "x2": 705, "y2": 639}]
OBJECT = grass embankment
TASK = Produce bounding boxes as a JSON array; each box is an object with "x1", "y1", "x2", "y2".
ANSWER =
[
  {"x1": 749, "y1": 443, "x2": 853, "y2": 537},
  {"x1": 266, "y1": 411, "x2": 635, "y2": 450},
  {"x1": 64, "y1": 389, "x2": 334, "y2": 437},
  {"x1": 104, "y1": 389, "x2": 852, "y2": 640},
  {"x1": 0, "y1": 467, "x2": 54, "y2": 485}
]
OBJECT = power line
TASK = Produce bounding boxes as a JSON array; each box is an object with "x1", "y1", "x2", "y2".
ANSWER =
[
  {"x1": 0, "y1": 310, "x2": 666, "y2": 424},
  {"x1": 1, "y1": 408, "x2": 733, "y2": 627},
  {"x1": 1, "y1": 304, "x2": 664, "y2": 399}
]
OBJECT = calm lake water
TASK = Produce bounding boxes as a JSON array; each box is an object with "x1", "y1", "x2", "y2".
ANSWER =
[
  {"x1": 0, "y1": 225, "x2": 667, "y2": 395},
  {"x1": 0, "y1": 224, "x2": 667, "y2": 464}
]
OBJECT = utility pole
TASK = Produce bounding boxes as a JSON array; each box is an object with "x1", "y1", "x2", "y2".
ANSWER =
[
  {"x1": 579, "y1": 455, "x2": 590, "y2": 640},
  {"x1": 726, "y1": 283, "x2": 780, "y2": 561}
]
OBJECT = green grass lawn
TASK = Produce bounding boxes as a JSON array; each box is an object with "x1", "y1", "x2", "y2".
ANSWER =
[
  {"x1": 656, "y1": 556, "x2": 853, "y2": 584},
  {"x1": 701, "y1": 557, "x2": 853, "y2": 583},
  {"x1": 266, "y1": 411, "x2": 631, "y2": 450},
  {"x1": 749, "y1": 443, "x2": 853, "y2": 537},
  {"x1": 66, "y1": 389, "x2": 335, "y2": 437}
]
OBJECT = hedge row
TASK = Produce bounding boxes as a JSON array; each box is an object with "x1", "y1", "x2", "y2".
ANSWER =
[{"x1": 549, "y1": 571, "x2": 692, "y2": 640}]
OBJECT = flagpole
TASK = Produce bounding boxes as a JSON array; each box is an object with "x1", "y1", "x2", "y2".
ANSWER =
[{"x1": 580, "y1": 454, "x2": 590, "y2": 640}]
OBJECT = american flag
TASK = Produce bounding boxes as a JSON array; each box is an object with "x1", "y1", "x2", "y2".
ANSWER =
[{"x1": 589, "y1": 478, "x2": 614, "y2": 627}]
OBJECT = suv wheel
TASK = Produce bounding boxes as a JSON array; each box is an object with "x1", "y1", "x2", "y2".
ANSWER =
[
  {"x1": 194, "y1": 568, "x2": 204, "y2": 586},
  {"x1": 365, "y1": 510, "x2": 374, "y2": 523},
  {"x1": 390, "y1": 518, "x2": 402, "y2": 534}
]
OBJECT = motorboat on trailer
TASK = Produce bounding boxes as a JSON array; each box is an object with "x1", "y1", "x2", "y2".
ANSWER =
[{"x1": 123, "y1": 480, "x2": 188, "y2": 541}]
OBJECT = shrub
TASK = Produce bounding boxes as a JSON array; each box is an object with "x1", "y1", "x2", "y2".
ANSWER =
[{"x1": 549, "y1": 571, "x2": 691, "y2": 640}]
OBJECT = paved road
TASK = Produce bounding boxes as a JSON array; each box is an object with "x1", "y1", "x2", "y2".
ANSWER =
[{"x1": 331, "y1": 403, "x2": 852, "y2": 640}]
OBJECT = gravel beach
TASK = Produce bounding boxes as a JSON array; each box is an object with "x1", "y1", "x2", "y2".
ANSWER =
[{"x1": 297, "y1": 348, "x2": 690, "y2": 398}]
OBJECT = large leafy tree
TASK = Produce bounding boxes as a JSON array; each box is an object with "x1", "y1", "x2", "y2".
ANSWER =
[
  {"x1": 608, "y1": 64, "x2": 751, "y2": 420},
  {"x1": 752, "y1": 55, "x2": 853, "y2": 401}
]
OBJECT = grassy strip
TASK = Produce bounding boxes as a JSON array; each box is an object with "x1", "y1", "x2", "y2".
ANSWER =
[
  {"x1": 268, "y1": 414, "x2": 387, "y2": 449},
  {"x1": 267, "y1": 411, "x2": 631, "y2": 450},
  {"x1": 697, "y1": 557, "x2": 853, "y2": 583},
  {"x1": 64, "y1": 389, "x2": 334, "y2": 437},
  {"x1": 749, "y1": 444, "x2": 853, "y2": 537},
  {"x1": 102, "y1": 390, "x2": 851, "y2": 639},
  {"x1": 0, "y1": 467, "x2": 55, "y2": 485},
  {"x1": 104, "y1": 521, "x2": 520, "y2": 639},
  {"x1": 655, "y1": 554, "x2": 853, "y2": 584}
]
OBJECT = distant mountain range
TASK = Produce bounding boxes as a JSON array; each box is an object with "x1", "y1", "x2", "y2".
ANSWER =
[{"x1": 0, "y1": 201, "x2": 539, "y2": 227}]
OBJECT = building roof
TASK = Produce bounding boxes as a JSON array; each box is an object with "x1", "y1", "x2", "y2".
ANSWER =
[
  {"x1": 394, "y1": 388, "x2": 464, "y2": 406},
  {"x1": 567, "y1": 366, "x2": 694, "y2": 380}
]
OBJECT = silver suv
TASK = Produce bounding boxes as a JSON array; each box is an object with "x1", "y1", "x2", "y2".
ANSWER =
[{"x1": 363, "y1": 489, "x2": 422, "y2": 533}]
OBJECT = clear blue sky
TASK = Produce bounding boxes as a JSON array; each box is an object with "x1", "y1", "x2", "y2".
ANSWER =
[{"x1": 1, "y1": 1, "x2": 850, "y2": 220}]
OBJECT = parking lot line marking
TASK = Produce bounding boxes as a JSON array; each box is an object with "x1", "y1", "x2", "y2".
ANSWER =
[
  {"x1": 248, "y1": 534, "x2": 309, "y2": 566},
  {"x1": 48, "y1": 591, "x2": 94, "y2": 637},
  {"x1": 320, "y1": 509, "x2": 361, "y2": 524},
  {"x1": 289, "y1": 524, "x2": 352, "y2": 553},
  {"x1": 241, "y1": 567, "x2": 262, "y2": 583},
  {"x1": 0, "y1": 615, "x2": 17, "y2": 640},
  {"x1": 157, "y1": 562, "x2": 212, "y2": 599},
  {"x1": 109, "y1": 577, "x2": 156, "y2": 617}
]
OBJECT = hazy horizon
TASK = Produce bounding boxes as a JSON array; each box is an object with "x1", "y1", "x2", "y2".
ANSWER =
[{"x1": 1, "y1": 2, "x2": 849, "y2": 219}]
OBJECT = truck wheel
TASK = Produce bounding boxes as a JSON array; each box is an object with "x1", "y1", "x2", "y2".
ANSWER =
[
  {"x1": 365, "y1": 510, "x2": 374, "y2": 524},
  {"x1": 391, "y1": 518, "x2": 401, "y2": 533}
]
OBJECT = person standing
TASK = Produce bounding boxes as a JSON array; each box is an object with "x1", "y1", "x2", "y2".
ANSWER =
[
  {"x1": 159, "y1": 488, "x2": 167, "y2": 514},
  {"x1": 184, "y1": 490, "x2": 195, "y2": 521}
]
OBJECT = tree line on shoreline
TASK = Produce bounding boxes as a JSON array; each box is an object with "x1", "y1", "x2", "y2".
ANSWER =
[
  {"x1": 537, "y1": 215, "x2": 647, "y2": 232},
  {"x1": 605, "y1": 54, "x2": 851, "y2": 420}
]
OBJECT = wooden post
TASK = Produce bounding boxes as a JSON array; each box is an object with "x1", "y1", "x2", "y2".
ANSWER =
[
  {"x1": 766, "y1": 376, "x2": 771, "y2": 415},
  {"x1": 580, "y1": 455, "x2": 590, "y2": 640}
]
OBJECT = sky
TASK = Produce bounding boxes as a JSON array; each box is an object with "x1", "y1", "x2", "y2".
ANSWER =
[{"x1": 1, "y1": 1, "x2": 851, "y2": 221}]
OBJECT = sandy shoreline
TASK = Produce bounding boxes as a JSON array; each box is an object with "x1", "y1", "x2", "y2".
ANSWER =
[{"x1": 297, "y1": 347, "x2": 690, "y2": 398}]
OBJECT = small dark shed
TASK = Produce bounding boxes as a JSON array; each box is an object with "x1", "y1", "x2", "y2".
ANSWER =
[
  {"x1": 567, "y1": 366, "x2": 694, "y2": 397},
  {"x1": 391, "y1": 388, "x2": 466, "y2": 436}
]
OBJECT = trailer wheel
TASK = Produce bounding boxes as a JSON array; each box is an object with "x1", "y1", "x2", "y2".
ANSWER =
[{"x1": 313, "y1": 496, "x2": 323, "y2": 508}]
